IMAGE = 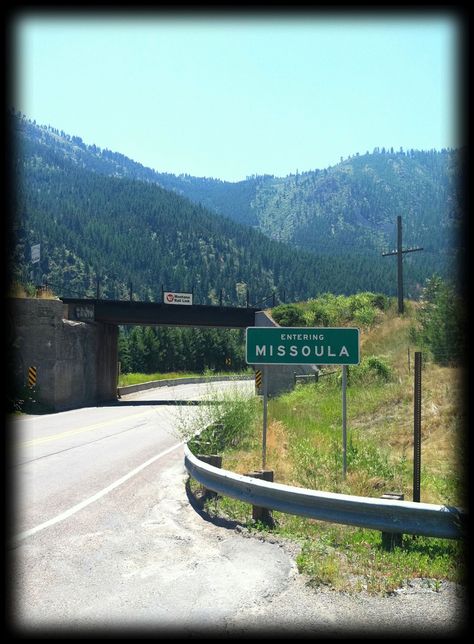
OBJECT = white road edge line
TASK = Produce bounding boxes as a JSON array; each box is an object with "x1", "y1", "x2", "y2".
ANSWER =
[{"x1": 10, "y1": 441, "x2": 185, "y2": 546}]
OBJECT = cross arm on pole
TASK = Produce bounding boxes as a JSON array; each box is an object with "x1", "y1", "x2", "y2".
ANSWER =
[{"x1": 382, "y1": 247, "x2": 423, "y2": 257}]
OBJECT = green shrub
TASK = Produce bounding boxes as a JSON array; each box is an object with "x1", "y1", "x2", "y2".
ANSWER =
[
  {"x1": 291, "y1": 292, "x2": 387, "y2": 328},
  {"x1": 182, "y1": 387, "x2": 259, "y2": 455},
  {"x1": 410, "y1": 276, "x2": 465, "y2": 366},
  {"x1": 292, "y1": 437, "x2": 343, "y2": 490},
  {"x1": 353, "y1": 305, "x2": 377, "y2": 327},
  {"x1": 271, "y1": 303, "x2": 306, "y2": 326},
  {"x1": 347, "y1": 438, "x2": 395, "y2": 480},
  {"x1": 351, "y1": 356, "x2": 393, "y2": 384},
  {"x1": 370, "y1": 293, "x2": 390, "y2": 310}
]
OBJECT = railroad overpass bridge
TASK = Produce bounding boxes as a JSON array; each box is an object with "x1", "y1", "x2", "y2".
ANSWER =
[
  {"x1": 61, "y1": 298, "x2": 259, "y2": 328},
  {"x1": 11, "y1": 296, "x2": 311, "y2": 411}
]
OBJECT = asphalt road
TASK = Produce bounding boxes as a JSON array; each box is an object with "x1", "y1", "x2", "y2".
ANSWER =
[{"x1": 7, "y1": 380, "x2": 467, "y2": 637}]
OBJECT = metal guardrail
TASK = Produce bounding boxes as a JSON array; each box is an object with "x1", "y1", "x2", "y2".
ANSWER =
[{"x1": 184, "y1": 445, "x2": 466, "y2": 539}]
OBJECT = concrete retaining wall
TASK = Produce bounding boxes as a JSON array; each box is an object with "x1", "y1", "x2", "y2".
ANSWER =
[
  {"x1": 9, "y1": 298, "x2": 118, "y2": 411},
  {"x1": 118, "y1": 374, "x2": 253, "y2": 396}
]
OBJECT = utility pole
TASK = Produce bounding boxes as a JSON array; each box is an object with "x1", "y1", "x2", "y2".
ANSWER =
[{"x1": 382, "y1": 216, "x2": 423, "y2": 314}]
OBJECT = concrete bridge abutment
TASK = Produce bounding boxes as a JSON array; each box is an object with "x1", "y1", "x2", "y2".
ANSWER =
[
  {"x1": 9, "y1": 298, "x2": 118, "y2": 411},
  {"x1": 253, "y1": 310, "x2": 319, "y2": 397}
]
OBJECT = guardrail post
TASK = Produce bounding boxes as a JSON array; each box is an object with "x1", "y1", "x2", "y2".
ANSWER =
[
  {"x1": 380, "y1": 492, "x2": 404, "y2": 550},
  {"x1": 246, "y1": 469, "x2": 275, "y2": 527},
  {"x1": 197, "y1": 455, "x2": 222, "y2": 499}
]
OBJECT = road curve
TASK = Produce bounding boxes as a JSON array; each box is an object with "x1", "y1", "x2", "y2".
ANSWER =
[{"x1": 7, "y1": 380, "x2": 467, "y2": 637}]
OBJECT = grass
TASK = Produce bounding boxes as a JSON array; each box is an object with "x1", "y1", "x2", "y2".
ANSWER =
[
  {"x1": 186, "y1": 301, "x2": 467, "y2": 594},
  {"x1": 293, "y1": 525, "x2": 465, "y2": 594},
  {"x1": 237, "y1": 304, "x2": 466, "y2": 505}
]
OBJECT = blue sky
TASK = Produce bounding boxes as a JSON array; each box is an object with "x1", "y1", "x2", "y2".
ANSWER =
[{"x1": 12, "y1": 11, "x2": 461, "y2": 182}]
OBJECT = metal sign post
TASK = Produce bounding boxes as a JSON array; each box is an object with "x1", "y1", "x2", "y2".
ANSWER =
[
  {"x1": 342, "y1": 365, "x2": 347, "y2": 479},
  {"x1": 413, "y1": 352, "x2": 422, "y2": 502},
  {"x1": 31, "y1": 244, "x2": 40, "y2": 264},
  {"x1": 31, "y1": 244, "x2": 41, "y2": 287},
  {"x1": 262, "y1": 365, "x2": 268, "y2": 470}
]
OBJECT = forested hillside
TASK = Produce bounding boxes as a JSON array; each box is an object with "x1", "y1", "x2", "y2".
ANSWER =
[
  {"x1": 10, "y1": 113, "x2": 261, "y2": 227},
  {"x1": 179, "y1": 151, "x2": 463, "y2": 288},
  {"x1": 9, "y1": 113, "x2": 463, "y2": 305},
  {"x1": 9, "y1": 113, "x2": 414, "y2": 303}
]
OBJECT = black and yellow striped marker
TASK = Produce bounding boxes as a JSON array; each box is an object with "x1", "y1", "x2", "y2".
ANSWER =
[
  {"x1": 28, "y1": 366, "x2": 37, "y2": 388},
  {"x1": 255, "y1": 369, "x2": 262, "y2": 394}
]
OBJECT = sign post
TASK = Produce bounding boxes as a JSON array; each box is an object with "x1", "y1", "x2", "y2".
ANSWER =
[
  {"x1": 246, "y1": 326, "x2": 360, "y2": 476},
  {"x1": 342, "y1": 365, "x2": 347, "y2": 478},
  {"x1": 262, "y1": 365, "x2": 268, "y2": 469},
  {"x1": 31, "y1": 244, "x2": 41, "y2": 287},
  {"x1": 413, "y1": 352, "x2": 422, "y2": 502},
  {"x1": 31, "y1": 244, "x2": 41, "y2": 264}
]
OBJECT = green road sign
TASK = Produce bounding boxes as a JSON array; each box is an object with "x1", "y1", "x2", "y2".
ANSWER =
[{"x1": 246, "y1": 327, "x2": 360, "y2": 365}]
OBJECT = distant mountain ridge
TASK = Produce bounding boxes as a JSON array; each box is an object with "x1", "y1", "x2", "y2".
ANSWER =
[
  {"x1": 11, "y1": 113, "x2": 263, "y2": 226},
  {"x1": 13, "y1": 113, "x2": 462, "y2": 250},
  {"x1": 10, "y1": 112, "x2": 463, "y2": 304}
]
